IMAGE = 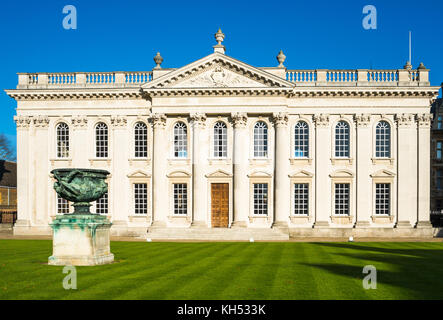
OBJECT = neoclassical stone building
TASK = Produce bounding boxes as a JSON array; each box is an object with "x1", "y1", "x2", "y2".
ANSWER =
[{"x1": 6, "y1": 31, "x2": 440, "y2": 239}]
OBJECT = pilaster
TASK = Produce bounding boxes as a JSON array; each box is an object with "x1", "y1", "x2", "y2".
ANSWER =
[{"x1": 191, "y1": 113, "x2": 207, "y2": 225}]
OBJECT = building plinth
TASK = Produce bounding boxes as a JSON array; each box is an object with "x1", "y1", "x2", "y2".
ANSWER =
[{"x1": 48, "y1": 214, "x2": 114, "y2": 266}]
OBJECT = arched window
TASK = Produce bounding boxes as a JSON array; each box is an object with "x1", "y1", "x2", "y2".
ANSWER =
[
  {"x1": 95, "y1": 122, "x2": 108, "y2": 158},
  {"x1": 56, "y1": 122, "x2": 69, "y2": 158},
  {"x1": 294, "y1": 121, "x2": 309, "y2": 158},
  {"x1": 375, "y1": 121, "x2": 391, "y2": 158},
  {"x1": 214, "y1": 121, "x2": 227, "y2": 158},
  {"x1": 254, "y1": 121, "x2": 268, "y2": 158},
  {"x1": 335, "y1": 121, "x2": 350, "y2": 158},
  {"x1": 134, "y1": 122, "x2": 148, "y2": 158},
  {"x1": 174, "y1": 122, "x2": 187, "y2": 158}
]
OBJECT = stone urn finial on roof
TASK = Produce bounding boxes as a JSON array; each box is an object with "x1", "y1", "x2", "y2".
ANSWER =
[
  {"x1": 277, "y1": 50, "x2": 286, "y2": 68},
  {"x1": 154, "y1": 52, "x2": 163, "y2": 69},
  {"x1": 213, "y1": 28, "x2": 226, "y2": 54},
  {"x1": 404, "y1": 60, "x2": 412, "y2": 70}
]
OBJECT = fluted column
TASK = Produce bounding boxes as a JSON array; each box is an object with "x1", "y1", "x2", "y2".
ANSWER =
[
  {"x1": 313, "y1": 114, "x2": 331, "y2": 227},
  {"x1": 396, "y1": 113, "x2": 417, "y2": 228},
  {"x1": 13, "y1": 116, "x2": 32, "y2": 233},
  {"x1": 151, "y1": 113, "x2": 168, "y2": 226},
  {"x1": 273, "y1": 112, "x2": 290, "y2": 227},
  {"x1": 354, "y1": 114, "x2": 372, "y2": 227},
  {"x1": 191, "y1": 113, "x2": 207, "y2": 226},
  {"x1": 232, "y1": 113, "x2": 248, "y2": 227},
  {"x1": 416, "y1": 113, "x2": 432, "y2": 228}
]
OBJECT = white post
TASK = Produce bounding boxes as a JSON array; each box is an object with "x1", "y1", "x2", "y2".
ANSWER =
[
  {"x1": 191, "y1": 113, "x2": 207, "y2": 226},
  {"x1": 416, "y1": 114, "x2": 432, "y2": 227}
]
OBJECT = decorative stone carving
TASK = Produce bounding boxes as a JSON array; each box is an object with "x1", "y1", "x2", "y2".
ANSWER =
[
  {"x1": 416, "y1": 113, "x2": 433, "y2": 128},
  {"x1": 14, "y1": 115, "x2": 32, "y2": 128},
  {"x1": 33, "y1": 115, "x2": 50, "y2": 128},
  {"x1": 395, "y1": 113, "x2": 414, "y2": 127},
  {"x1": 149, "y1": 113, "x2": 167, "y2": 128},
  {"x1": 231, "y1": 112, "x2": 248, "y2": 128},
  {"x1": 313, "y1": 114, "x2": 330, "y2": 127},
  {"x1": 71, "y1": 115, "x2": 88, "y2": 128},
  {"x1": 110, "y1": 115, "x2": 127, "y2": 128},
  {"x1": 153, "y1": 52, "x2": 163, "y2": 70},
  {"x1": 354, "y1": 114, "x2": 371, "y2": 127},
  {"x1": 276, "y1": 50, "x2": 286, "y2": 68},
  {"x1": 272, "y1": 112, "x2": 289, "y2": 127},
  {"x1": 190, "y1": 113, "x2": 207, "y2": 128}
]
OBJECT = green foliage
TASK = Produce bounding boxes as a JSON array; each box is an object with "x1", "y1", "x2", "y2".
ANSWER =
[
  {"x1": 0, "y1": 134, "x2": 15, "y2": 161},
  {"x1": 1, "y1": 240, "x2": 443, "y2": 300}
]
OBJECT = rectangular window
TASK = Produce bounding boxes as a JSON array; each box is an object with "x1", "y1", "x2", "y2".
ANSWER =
[
  {"x1": 294, "y1": 183, "x2": 309, "y2": 215},
  {"x1": 253, "y1": 183, "x2": 268, "y2": 215},
  {"x1": 173, "y1": 184, "x2": 187, "y2": 215},
  {"x1": 437, "y1": 142, "x2": 442, "y2": 160},
  {"x1": 334, "y1": 183, "x2": 350, "y2": 215},
  {"x1": 134, "y1": 183, "x2": 148, "y2": 215},
  {"x1": 57, "y1": 194, "x2": 70, "y2": 215},
  {"x1": 437, "y1": 170, "x2": 443, "y2": 190},
  {"x1": 438, "y1": 116, "x2": 442, "y2": 129},
  {"x1": 375, "y1": 183, "x2": 390, "y2": 215},
  {"x1": 96, "y1": 192, "x2": 108, "y2": 215}
]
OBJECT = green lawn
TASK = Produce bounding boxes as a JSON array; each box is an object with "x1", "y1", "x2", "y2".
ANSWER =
[{"x1": 0, "y1": 240, "x2": 442, "y2": 300}]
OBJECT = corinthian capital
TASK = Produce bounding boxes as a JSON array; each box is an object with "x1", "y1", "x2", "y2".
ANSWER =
[
  {"x1": 33, "y1": 115, "x2": 49, "y2": 128},
  {"x1": 71, "y1": 115, "x2": 88, "y2": 128},
  {"x1": 313, "y1": 114, "x2": 330, "y2": 127},
  {"x1": 416, "y1": 113, "x2": 433, "y2": 128},
  {"x1": 354, "y1": 114, "x2": 371, "y2": 127},
  {"x1": 190, "y1": 113, "x2": 207, "y2": 128},
  {"x1": 149, "y1": 113, "x2": 167, "y2": 128},
  {"x1": 395, "y1": 113, "x2": 414, "y2": 127},
  {"x1": 231, "y1": 112, "x2": 248, "y2": 128},
  {"x1": 272, "y1": 112, "x2": 289, "y2": 127},
  {"x1": 110, "y1": 115, "x2": 127, "y2": 128},
  {"x1": 14, "y1": 115, "x2": 32, "y2": 129}
]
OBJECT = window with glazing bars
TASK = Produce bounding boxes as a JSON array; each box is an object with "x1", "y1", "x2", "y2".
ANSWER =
[
  {"x1": 294, "y1": 121, "x2": 309, "y2": 158},
  {"x1": 254, "y1": 121, "x2": 268, "y2": 158},
  {"x1": 96, "y1": 192, "x2": 108, "y2": 215},
  {"x1": 294, "y1": 183, "x2": 309, "y2": 215},
  {"x1": 375, "y1": 183, "x2": 390, "y2": 215},
  {"x1": 57, "y1": 194, "x2": 70, "y2": 214},
  {"x1": 56, "y1": 122, "x2": 69, "y2": 158},
  {"x1": 134, "y1": 122, "x2": 148, "y2": 158},
  {"x1": 95, "y1": 122, "x2": 108, "y2": 158},
  {"x1": 134, "y1": 183, "x2": 148, "y2": 215},
  {"x1": 213, "y1": 121, "x2": 227, "y2": 158},
  {"x1": 335, "y1": 121, "x2": 350, "y2": 158},
  {"x1": 173, "y1": 184, "x2": 187, "y2": 215},
  {"x1": 375, "y1": 121, "x2": 391, "y2": 158},
  {"x1": 334, "y1": 183, "x2": 350, "y2": 215},
  {"x1": 174, "y1": 122, "x2": 187, "y2": 158},
  {"x1": 253, "y1": 183, "x2": 268, "y2": 215}
]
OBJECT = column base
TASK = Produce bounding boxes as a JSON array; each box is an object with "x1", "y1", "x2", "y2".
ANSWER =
[
  {"x1": 396, "y1": 220, "x2": 412, "y2": 228},
  {"x1": 313, "y1": 221, "x2": 330, "y2": 228},
  {"x1": 354, "y1": 221, "x2": 371, "y2": 227},
  {"x1": 416, "y1": 221, "x2": 432, "y2": 228},
  {"x1": 231, "y1": 221, "x2": 247, "y2": 228},
  {"x1": 191, "y1": 221, "x2": 207, "y2": 227}
]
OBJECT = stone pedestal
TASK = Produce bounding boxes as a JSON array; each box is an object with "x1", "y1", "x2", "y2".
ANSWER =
[{"x1": 48, "y1": 214, "x2": 114, "y2": 266}]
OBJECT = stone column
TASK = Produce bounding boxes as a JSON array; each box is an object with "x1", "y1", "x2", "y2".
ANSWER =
[
  {"x1": 273, "y1": 112, "x2": 290, "y2": 227},
  {"x1": 396, "y1": 113, "x2": 417, "y2": 228},
  {"x1": 313, "y1": 114, "x2": 330, "y2": 227},
  {"x1": 191, "y1": 113, "x2": 207, "y2": 226},
  {"x1": 151, "y1": 113, "x2": 168, "y2": 226},
  {"x1": 13, "y1": 116, "x2": 32, "y2": 234},
  {"x1": 232, "y1": 113, "x2": 249, "y2": 227},
  {"x1": 416, "y1": 113, "x2": 432, "y2": 228},
  {"x1": 354, "y1": 114, "x2": 372, "y2": 227},
  {"x1": 110, "y1": 116, "x2": 129, "y2": 232},
  {"x1": 71, "y1": 116, "x2": 89, "y2": 167},
  {"x1": 33, "y1": 116, "x2": 50, "y2": 229}
]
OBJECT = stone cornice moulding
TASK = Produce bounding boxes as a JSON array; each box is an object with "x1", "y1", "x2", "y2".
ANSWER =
[{"x1": 5, "y1": 89, "x2": 142, "y2": 101}]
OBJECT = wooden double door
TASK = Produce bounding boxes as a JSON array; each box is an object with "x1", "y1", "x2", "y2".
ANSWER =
[{"x1": 211, "y1": 183, "x2": 229, "y2": 228}]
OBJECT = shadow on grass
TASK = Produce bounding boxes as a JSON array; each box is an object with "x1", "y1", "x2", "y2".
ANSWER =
[{"x1": 300, "y1": 242, "x2": 443, "y2": 299}]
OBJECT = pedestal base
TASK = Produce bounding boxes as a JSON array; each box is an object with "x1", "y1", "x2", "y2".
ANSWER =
[{"x1": 48, "y1": 214, "x2": 114, "y2": 266}]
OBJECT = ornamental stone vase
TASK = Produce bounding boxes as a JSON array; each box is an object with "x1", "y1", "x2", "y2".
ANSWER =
[{"x1": 48, "y1": 169, "x2": 114, "y2": 266}]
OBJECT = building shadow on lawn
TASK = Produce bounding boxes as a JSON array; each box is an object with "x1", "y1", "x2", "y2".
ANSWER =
[{"x1": 300, "y1": 242, "x2": 443, "y2": 299}]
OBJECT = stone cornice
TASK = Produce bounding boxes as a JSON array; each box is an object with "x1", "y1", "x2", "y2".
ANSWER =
[
  {"x1": 5, "y1": 89, "x2": 142, "y2": 101},
  {"x1": 143, "y1": 87, "x2": 292, "y2": 98},
  {"x1": 291, "y1": 87, "x2": 440, "y2": 98}
]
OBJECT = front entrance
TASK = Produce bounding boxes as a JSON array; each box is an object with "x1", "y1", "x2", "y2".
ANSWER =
[{"x1": 211, "y1": 183, "x2": 229, "y2": 228}]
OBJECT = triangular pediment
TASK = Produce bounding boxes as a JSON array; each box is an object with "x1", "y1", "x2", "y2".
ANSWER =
[
  {"x1": 205, "y1": 169, "x2": 233, "y2": 178},
  {"x1": 142, "y1": 52, "x2": 293, "y2": 90},
  {"x1": 127, "y1": 170, "x2": 151, "y2": 178},
  {"x1": 370, "y1": 170, "x2": 396, "y2": 178},
  {"x1": 289, "y1": 170, "x2": 314, "y2": 178}
]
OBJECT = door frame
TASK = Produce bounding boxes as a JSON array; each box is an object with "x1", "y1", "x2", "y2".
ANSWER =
[{"x1": 206, "y1": 171, "x2": 233, "y2": 228}]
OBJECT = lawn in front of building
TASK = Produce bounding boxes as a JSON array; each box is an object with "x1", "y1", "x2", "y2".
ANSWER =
[{"x1": 0, "y1": 240, "x2": 442, "y2": 300}]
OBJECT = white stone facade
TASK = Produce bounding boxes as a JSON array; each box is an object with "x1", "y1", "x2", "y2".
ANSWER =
[{"x1": 6, "y1": 32, "x2": 441, "y2": 238}]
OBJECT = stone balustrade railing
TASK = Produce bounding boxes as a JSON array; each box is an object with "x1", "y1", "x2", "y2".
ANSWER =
[
  {"x1": 286, "y1": 68, "x2": 428, "y2": 86},
  {"x1": 17, "y1": 71, "x2": 154, "y2": 88},
  {"x1": 16, "y1": 67, "x2": 429, "y2": 89}
]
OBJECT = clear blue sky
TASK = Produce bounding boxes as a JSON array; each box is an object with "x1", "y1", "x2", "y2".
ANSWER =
[{"x1": 1, "y1": 0, "x2": 442, "y2": 153}]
